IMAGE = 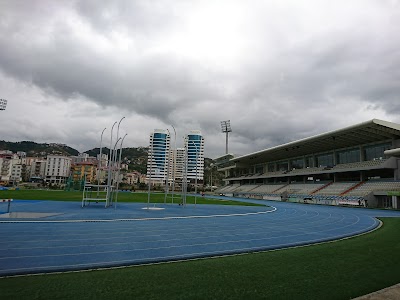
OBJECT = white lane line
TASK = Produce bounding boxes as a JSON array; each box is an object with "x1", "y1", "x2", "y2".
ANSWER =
[
  {"x1": 0, "y1": 207, "x2": 276, "y2": 223},
  {"x1": 0, "y1": 219, "x2": 381, "y2": 277},
  {"x1": 0, "y1": 216, "x2": 376, "y2": 260},
  {"x1": 0, "y1": 213, "x2": 355, "y2": 244}
]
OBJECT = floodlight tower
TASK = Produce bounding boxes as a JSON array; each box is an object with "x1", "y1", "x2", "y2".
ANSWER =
[
  {"x1": 220, "y1": 120, "x2": 232, "y2": 154},
  {"x1": 0, "y1": 99, "x2": 7, "y2": 110}
]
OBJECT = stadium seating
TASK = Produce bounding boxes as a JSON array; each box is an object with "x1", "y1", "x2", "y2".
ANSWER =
[
  {"x1": 345, "y1": 180, "x2": 400, "y2": 196},
  {"x1": 314, "y1": 182, "x2": 357, "y2": 196},
  {"x1": 215, "y1": 184, "x2": 240, "y2": 193},
  {"x1": 250, "y1": 184, "x2": 285, "y2": 193},
  {"x1": 286, "y1": 167, "x2": 326, "y2": 175},
  {"x1": 233, "y1": 184, "x2": 260, "y2": 192},
  {"x1": 331, "y1": 159, "x2": 387, "y2": 171},
  {"x1": 280, "y1": 183, "x2": 326, "y2": 195}
]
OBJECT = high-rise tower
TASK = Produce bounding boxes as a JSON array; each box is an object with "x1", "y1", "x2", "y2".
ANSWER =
[
  {"x1": 185, "y1": 130, "x2": 205, "y2": 182},
  {"x1": 146, "y1": 129, "x2": 171, "y2": 185}
]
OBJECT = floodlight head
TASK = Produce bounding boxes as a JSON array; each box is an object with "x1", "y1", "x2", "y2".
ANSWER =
[
  {"x1": 220, "y1": 120, "x2": 232, "y2": 133},
  {"x1": 0, "y1": 99, "x2": 7, "y2": 111}
]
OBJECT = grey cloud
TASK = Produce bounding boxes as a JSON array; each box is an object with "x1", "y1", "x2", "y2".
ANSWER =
[
  {"x1": 75, "y1": 0, "x2": 181, "y2": 35},
  {"x1": 1, "y1": 1, "x2": 400, "y2": 158}
]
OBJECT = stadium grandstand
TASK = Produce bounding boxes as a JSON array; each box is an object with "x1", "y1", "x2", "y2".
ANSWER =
[{"x1": 214, "y1": 119, "x2": 400, "y2": 209}]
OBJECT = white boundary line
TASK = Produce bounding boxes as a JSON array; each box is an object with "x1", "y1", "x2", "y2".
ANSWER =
[
  {"x1": 0, "y1": 206, "x2": 277, "y2": 223},
  {"x1": 0, "y1": 218, "x2": 382, "y2": 279}
]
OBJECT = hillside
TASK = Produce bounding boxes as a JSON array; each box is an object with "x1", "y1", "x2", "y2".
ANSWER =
[{"x1": 0, "y1": 140, "x2": 79, "y2": 156}]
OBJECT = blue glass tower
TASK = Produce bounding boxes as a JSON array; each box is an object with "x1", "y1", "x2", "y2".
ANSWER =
[
  {"x1": 185, "y1": 130, "x2": 205, "y2": 182},
  {"x1": 146, "y1": 129, "x2": 171, "y2": 185}
]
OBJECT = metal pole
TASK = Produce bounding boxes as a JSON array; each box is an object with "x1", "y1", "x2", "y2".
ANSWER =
[
  {"x1": 226, "y1": 131, "x2": 228, "y2": 154},
  {"x1": 181, "y1": 137, "x2": 186, "y2": 206},
  {"x1": 164, "y1": 129, "x2": 171, "y2": 204},
  {"x1": 112, "y1": 117, "x2": 125, "y2": 188},
  {"x1": 210, "y1": 163, "x2": 214, "y2": 192},
  {"x1": 115, "y1": 134, "x2": 127, "y2": 210},
  {"x1": 183, "y1": 137, "x2": 188, "y2": 206},
  {"x1": 107, "y1": 121, "x2": 117, "y2": 206},
  {"x1": 191, "y1": 141, "x2": 199, "y2": 206},
  {"x1": 110, "y1": 137, "x2": 121, "y2": 206},
  {"x1": 97, "y1": 127, "x2": 106, "y2": 197},
  {"x1": 147, "y1": 168, "x2": 151, "y2": 209},
  {"x1": 147, "y1": 135, "x2": 152, "y2": 209},
  {"x1": 171, "y1": 125, "x2": 176, "y2": 204}
]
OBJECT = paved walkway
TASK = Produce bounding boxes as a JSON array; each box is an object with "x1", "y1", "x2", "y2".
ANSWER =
[{"x1": 354, "y1": 283, "x2": 400, "y2": 300}]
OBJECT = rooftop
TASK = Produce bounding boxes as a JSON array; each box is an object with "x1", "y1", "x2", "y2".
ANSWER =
[{"x1": 232, "y1": 119, "x2": 400, "y2": 165}]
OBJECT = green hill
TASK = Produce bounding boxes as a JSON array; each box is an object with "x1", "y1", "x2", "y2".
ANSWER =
[{"x1": 0, "y1": 140, "x2": 79, "y2": 157}]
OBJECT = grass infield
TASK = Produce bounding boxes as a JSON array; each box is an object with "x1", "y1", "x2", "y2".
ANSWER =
[
  {"x1": 0, "y1": 218, "x2": 399, "y2": 299},
  {"x1": 0, "y1": 189, "x2": 262, "y2": 206}
]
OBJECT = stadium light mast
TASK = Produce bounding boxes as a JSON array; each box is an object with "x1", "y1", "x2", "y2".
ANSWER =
[
  {"x1": 220, "y1": 120, "x2": 232, "y2": 154},
  {"x1": 0, "y1": 99, "x2": 7, "y2": 110}
]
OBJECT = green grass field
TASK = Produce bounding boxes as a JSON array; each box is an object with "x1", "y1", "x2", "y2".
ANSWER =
[
  {"x1": 0, "y1": 218, "x2": 399, "y2": 299},
  {"x1": 0, "y1": 189, "x2": 262, "y2": 206}
]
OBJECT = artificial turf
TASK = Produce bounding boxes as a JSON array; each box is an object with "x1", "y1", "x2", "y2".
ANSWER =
[
  {"x1": 0, "y1": 189, "x2": 262, "y2": 206},
  {"x1": 0, "y1": 218, "x2": 399, "y2": 300}
]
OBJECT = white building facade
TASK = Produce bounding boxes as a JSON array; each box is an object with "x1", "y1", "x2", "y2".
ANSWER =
[
  {"x1": 45, "y1": 155, "x2": 72, "y2": 184},
  {"x1": 170, "y1": 148, "x2": 186, "y2": 182},
  {"x1": 10, "y1": 162, "x2": 22, "y2": 184},
  {"x1": 185, "y1": 130, "x2": 205, "y2": 182}
]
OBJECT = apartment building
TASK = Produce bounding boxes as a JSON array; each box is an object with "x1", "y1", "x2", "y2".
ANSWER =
[
  {"x1": 71, "y1": 162, "x2": 97, "y2": 183},
  {"x1": 45, "y1": 155, "x2": 72, "y2": 184},
  {"x1": 185, "y1": 130, "x2": 205, "y2": 183},
  {"x1": 146, "y1": 129, "x2": 171, "y2": 186}
]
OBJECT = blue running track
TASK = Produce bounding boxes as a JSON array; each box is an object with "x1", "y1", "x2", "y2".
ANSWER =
[{"x1": 0, "y1": 197, "x2": 399, "y2": 276}]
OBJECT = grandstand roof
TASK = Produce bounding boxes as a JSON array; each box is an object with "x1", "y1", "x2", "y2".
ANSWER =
[{"x1": 232, "y1": 119, "x2": 400, "y2": 165}]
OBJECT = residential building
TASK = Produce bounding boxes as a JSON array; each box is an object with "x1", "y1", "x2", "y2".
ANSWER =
[
  {"x1": 124, "y1": 171, "x2": 142, "y2": 185},
  {"x1": 171, "y1": 147, "x2": 186, "y2": 187},
  {"x1": 0, "y1": 154, "x2": 13, "y2": 183},
  {"x1": 71, "y1": 153, "x2": 97, "y2": 164},
  {"x1": 185, "y1": 130, "x2": 205, "y2": 183},
  {"x1": 146, "y1": 129, "x2": 171, "y2": 186},
  {"x1": 72, "y1": 162, "x2": 97, "y2": 183},
  {"x1": 30, "y1": 160, "x2": 47, "y2": 181},
  {"x1": 0, "y1": 150, "x2": 12, "y2": 155},
  {"x1": 45, "y1": 155, "x2": 72, "y2": 184},
  {"x1": 10, "y1": 163, "x2": 22, "y2": 184}
]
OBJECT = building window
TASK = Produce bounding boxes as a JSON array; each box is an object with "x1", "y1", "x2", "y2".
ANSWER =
[
  {"x1": 364, "y1": 143, "x2": 391, "y2": 161},
  {"x1": 255, "y1": 165, "x2": 264, "y2": 174},
  {"x1": 277, "y1": 161, "x2": 288, "y2": 171},
  {"x1": 267, "y1": 163, "x2": 275, "y2": 172},
  {"x1": 290, "y1": 158, "x2": 304, "y2": 169},
  {"x1": 337, "y1": 148, "x2": 360, "y2": 164},
  {"x1": 316, "y1": 153, "x2": 334, "y2": 167},
  {"x1": 305, "y1": 156, "x2": 314, "y2": 168}
]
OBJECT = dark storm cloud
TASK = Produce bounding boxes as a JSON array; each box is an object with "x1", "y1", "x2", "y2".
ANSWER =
[
  {"x1": 1, "y1": 0, "x2": 400, "y2": 157},
  {"x1": 0, "y1": 25, "x2": 218, "y2": 122}
]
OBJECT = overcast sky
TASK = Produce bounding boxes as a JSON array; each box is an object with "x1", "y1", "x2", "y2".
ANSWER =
[{"x1": 1, "y1": 0, "x2": 400, "y2": 158}]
